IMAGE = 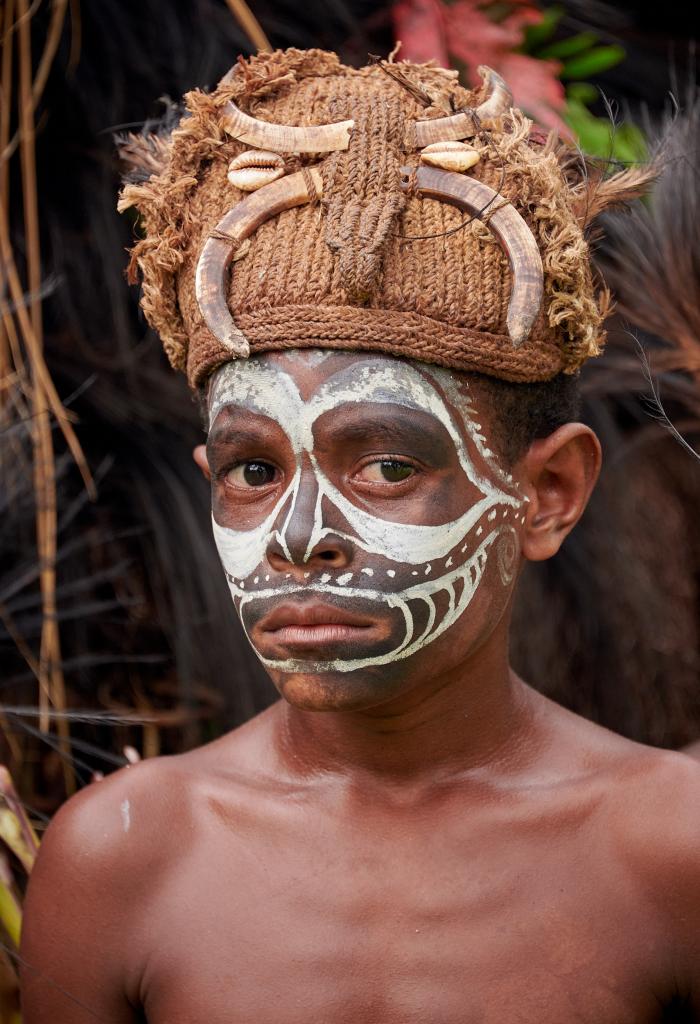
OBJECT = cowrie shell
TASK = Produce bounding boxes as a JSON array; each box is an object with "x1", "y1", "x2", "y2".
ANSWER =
[
  {"x1": 419, "y1": 141, "x2": 481, "y2": 173},
  {"x1": 227, "y1": 150, "x2": 285, "y2": 191}
]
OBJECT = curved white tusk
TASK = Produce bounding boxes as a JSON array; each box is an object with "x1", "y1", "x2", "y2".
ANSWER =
[
  {"x1": 195, "y1": 168, "x2": 324, "y2": 357},
  {"x1": 412, "y1": 67, "x2": 514, "y2": 148},
  {"x1": 473, "y1": 65, "x2": 513, "y2": 120},
  {"x1": 401, "y1": 164, "x2": 543, "y2": 347},
  {"x1": 222, "y1": 101, "x2": 354, "y2": 153}
]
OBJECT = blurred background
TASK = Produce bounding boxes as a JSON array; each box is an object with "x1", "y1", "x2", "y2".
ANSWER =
[{"x1": 0, "y1": 0, "x2": 698, "y2": 1010}]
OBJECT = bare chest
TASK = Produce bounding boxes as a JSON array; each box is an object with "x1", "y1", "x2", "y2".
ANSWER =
[{"x1": 136, "y1": 803, "x2": 667, "y2": 1024}]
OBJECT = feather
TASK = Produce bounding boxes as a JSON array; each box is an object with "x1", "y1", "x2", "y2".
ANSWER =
[
  {"x1": 116, "y1": 130, "x2": 173, "y2": 183},
  {"x1": 578, "y1": 161, "x2": 661, "y2": 224},
  {"x1": 114, "y1": 100, "x2": 181, "y2": 184},
  {"x1": 558, "y1": 139, "x2": 660, "y2": 228}
]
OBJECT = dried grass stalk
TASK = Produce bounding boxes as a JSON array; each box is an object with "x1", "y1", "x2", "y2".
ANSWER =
[
  {"x1": 2, "y1": 0, "x2": 92, "y2": 798},
  {"x1": 223, "y1": 0, "x2": 271, "y2": 53}
]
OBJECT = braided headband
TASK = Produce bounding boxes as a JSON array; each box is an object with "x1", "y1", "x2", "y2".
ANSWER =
[{"x1": 195, "y1": 66, "x2": 544, "y2": 360}]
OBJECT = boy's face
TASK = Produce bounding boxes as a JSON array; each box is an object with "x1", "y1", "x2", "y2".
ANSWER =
[{"x1": 204, "y1": 350, "x2": 527, "y2": 711}]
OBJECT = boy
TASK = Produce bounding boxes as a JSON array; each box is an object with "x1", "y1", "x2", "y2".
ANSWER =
[{"x1": 21, "y1": 49, "x2": 700, "y2": 1022}]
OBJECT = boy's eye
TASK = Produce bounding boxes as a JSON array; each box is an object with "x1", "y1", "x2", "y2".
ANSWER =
[
  {"x1": 226, "y1": 461, "x2": 277, "y2": 488},
  {"x1": 358, "y1": 459, "x2": 415, "y2": 484}
]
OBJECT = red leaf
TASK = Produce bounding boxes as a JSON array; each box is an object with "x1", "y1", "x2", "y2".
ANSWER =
[
  {"x1": 502, "y1": 4, "x2": 544, "y2": 34},
  {"x1": 498, "y1": 53, "x2": 569, "y2": 133},
  {"x1": 444, "y1": 2, "x2": 522, "y2": 79},
  {"x1": 391, "y1": 0, "x2": 449, "y2": 67},
  {"x1": 390, "y1": 0, "x2": 571, "y2": 137}
]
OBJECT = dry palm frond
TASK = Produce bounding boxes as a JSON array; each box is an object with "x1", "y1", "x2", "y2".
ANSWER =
[
  {"x1": 0, "y1": 0, "x2": 364, "y2": 822},
  {"x1": 513, "y1": 92, "x2": 700, "y2": 748},
  {"x1": 1, "y1": 0, "x2": 91, "y2": 798},
  {"x1": 595, "y1": 92, "x2": 700, "y2": 384}
]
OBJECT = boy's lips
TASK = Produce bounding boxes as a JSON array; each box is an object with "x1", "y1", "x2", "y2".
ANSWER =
[{"x1": 256, "y1": 601, "x2": 380, "y2": 650}]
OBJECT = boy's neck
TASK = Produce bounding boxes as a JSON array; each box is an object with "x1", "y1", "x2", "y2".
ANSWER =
[{"x1": 272, "y1": 623, "x2": 536, "y2": 790}]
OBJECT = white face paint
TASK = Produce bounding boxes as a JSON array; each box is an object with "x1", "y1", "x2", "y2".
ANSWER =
[{"x1": 209, "y1": 354, "x2": 524, "y2": 673}]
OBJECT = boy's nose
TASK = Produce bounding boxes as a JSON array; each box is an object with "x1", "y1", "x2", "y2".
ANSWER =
[{"x1": 266, "y1": 457, "x2": 353, "y2": 573}]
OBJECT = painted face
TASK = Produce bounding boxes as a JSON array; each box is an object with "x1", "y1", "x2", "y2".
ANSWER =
[{"x1": 207, "y1": 351, "x2": 525, "y2": 695}]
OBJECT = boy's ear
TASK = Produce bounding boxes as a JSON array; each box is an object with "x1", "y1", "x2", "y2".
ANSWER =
[
  {"x1": 520, "y1": 423, "x2": 601, "y2": 562},
  {"x1": 193, "y1": 444, "x2": 211, "y2": 481}
]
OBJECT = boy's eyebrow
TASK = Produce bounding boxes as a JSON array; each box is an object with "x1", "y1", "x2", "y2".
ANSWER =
[
  {"x1": 315, "y1": 408, "x2": 454, "y2": 460},
  {"x1": 207, "y1": 420, "x2": 277, "y2": 451},
  {"x1": 207, "y1": 399, "x2": 459, "y2": 459}
]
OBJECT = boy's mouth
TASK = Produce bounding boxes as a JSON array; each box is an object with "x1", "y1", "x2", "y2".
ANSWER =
[
  {"x1": 255, "y1": 601, "x2": 385, "y2": 652},
  {"x1": 235, "y1": 526, "x2": 502, "y2": 672}
]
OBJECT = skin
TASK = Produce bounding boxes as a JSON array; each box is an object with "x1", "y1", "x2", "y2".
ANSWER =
[{"x1": 20, "y1": 350, "x2": 700, "y2": 1023}]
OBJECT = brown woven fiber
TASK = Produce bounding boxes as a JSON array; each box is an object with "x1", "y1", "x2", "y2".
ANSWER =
[{"x1": 118, "y1": 48, "x2": 652, "y2": 387}]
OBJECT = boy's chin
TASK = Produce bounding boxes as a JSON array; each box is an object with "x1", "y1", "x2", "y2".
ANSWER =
[{"x1": 270, "y1": 665, "x2": 411, "y2": 713}]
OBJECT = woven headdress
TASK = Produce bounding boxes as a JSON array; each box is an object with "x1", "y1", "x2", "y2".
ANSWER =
[{"x1": 118, "y1": 48, "x2": 651, "y2": 387}]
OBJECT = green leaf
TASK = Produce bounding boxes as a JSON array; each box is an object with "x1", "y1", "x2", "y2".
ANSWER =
[
  {"x1": 522, "y1": 6, "x2": 562, "y2": 52},
  {"x1": 0, "y1": 767, "x2": 39, "y2": 874},
  {"x1": 538, "y1": 31, "x2": 597, "y2": 60},
  {"x1": 610, "y1": 123, "x2": 647, "y2": 165},
  {"x1": 0, "y1": 881, "x2": 21, "y2": 949},
  {"x1": 561, "y1": 45, "x2": 626, "y2": 79},
  {"x1": 563, "y1": 98, "x2": 647, "y2": 164},
  {"x1": 0, "y1": 854, "x2": 21, "y2": 950},
  {"x1": 566, "y1": 81, "x2": 598, "y2": 104},
  {"x1": 563, "y1": 99, "x2": 610, "y2": 154}
]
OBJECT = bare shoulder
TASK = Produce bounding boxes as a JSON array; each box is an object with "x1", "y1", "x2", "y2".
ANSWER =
[
  {"x1": 605, "y1": 745, "x2": 700, "y2": 981},
  {"x1": 537, "y1": 692, "x2": 700, "y2": 875},
  {"x1": 604, "y1": 744, "x2": 700, "y2": 873},
  {"x1": 30, "y1": 706, "x2": 276, "y2": 895},
  {"x1": 535, "y1": 696, "x2": 700, "y2": 978},
  {"x1": 23, "y1": 754, "x2": 195, "y2": 955},
  {"x1": 28, "y1": 710, "x2": 275, "y2": 896},
  {"x1": 20, "y1": 755, "x2": 202, "y2": 1019},
  {"x1": 38, "y1": 756, "x2": 187, "y2": 874}
]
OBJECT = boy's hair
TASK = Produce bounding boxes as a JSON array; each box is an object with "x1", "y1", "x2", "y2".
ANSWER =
[{"x1": 469, "y1": 371, "x2": 580, "y2": 466}]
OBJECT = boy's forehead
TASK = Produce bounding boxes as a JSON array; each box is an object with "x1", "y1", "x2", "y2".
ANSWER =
[{"x1": 207, "y1": 350, "x2": 471, "y2": 429}]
